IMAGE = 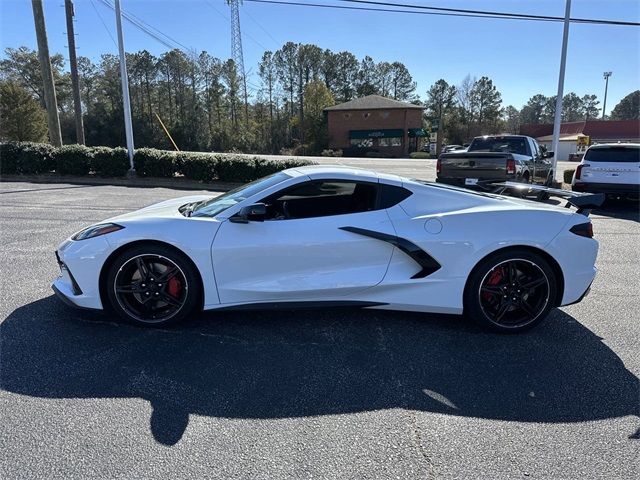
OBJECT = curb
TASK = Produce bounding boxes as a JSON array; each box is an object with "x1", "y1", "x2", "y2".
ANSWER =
[{"x1": 0, "y1": 174, "x2": 241, "y2": 192}]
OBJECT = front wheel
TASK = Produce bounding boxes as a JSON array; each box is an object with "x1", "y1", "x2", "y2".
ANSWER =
[
  {"x1": 105, "y1": 244, "x2": 201, "y2": 326},
  {"x1": 464, "y1": 249, "x2": 557, "y2": 333}
]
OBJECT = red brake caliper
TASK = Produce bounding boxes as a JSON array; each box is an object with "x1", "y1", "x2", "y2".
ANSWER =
[
  {"x1": 167, "y1": 276, "x2": 182, "y2": 298},
  {"x1": 482, "y1": 267, "x2": 504, "y2": 302}
]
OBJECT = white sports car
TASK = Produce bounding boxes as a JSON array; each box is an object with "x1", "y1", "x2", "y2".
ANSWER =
[{"x1": 53, "y1": 166, "x2": 603, "y2": 332}]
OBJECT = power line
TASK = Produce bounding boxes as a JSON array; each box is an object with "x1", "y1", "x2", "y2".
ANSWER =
[
  {"x1": 339, "y1": 0, "x2": 640, "y2": 26},
  {"x1": 117, "y1": 4, "x2": 194, "y2": 52},
  {"x1": 244, "y1": 0, "x2": 640, "y2": 26},
  {"x1": 243, "y1": 0, "x2": 569, "y2": 23},
  {"x1": 97, "y1": 0, "x2": 194, "y2": 53},
  {"x1": 243, "y1": 6, "x2": 281, "y2": 47},
  {"x1": 89, "y1": 0, "x2": 118, "y2": 48},
  {"x1": 96, "y1": 0, "x2": 178, "y2": 50}
]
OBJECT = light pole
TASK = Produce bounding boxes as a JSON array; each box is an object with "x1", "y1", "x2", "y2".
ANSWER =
[
  {"x1": 551, "y1": 0, "x2": 571, "y2": 176},
  {"x1": 602, "y1": 71, "x2": 612, "y2": 120},
  {"x1": 114, "y1": 0, "x2": 135, "y2": 173}
]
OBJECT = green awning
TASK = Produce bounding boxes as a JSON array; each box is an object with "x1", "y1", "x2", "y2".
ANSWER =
[
  {"x1": 349, "y1": 129, "x2": 404, "y2": 139},
  {"x1": 408, "y1": 128, "x2": 427, "y2": 137}
]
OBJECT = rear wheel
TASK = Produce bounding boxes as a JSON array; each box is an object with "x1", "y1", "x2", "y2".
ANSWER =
[
  {"x1": 545, "y1": 170, "x2": 554, "y2": 187},
  {"x1": 105, "y1": 244, "x2": 201, "y2": 326},
  {"x1": 464, "y1": 249, "x2": 557, "y2": 333}
]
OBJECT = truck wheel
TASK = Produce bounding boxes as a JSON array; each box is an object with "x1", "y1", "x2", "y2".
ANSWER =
[{"x1": 545, "y1": 171, "x2": 554, "y2": 187}]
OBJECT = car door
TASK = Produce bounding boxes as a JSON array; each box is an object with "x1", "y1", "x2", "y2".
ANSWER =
[
  {"x1": 211, "y1": 179, "x2": 396, "y2": 304},
  {"x1": 531, "y1": 139, "x2": 550, "y2": 183}
]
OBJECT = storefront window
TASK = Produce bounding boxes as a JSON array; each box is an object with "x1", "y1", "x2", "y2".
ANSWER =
[
  {"x1": 379, "y1": 137, "x2": 402, "y2": 147},
  {"x1": 350, "y1": 138, "x2": 373, "y2": 147}
]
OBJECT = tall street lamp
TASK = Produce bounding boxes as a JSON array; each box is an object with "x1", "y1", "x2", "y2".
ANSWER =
[{"x1": 602, "y1": 71, "x2": 612, "y2": 119}]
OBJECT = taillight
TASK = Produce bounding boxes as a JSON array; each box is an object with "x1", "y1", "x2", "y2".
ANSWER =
[
  {"x1": 506, "y1": 158, "x2": 516, "y2": 174},
  {"x1": 575, "y1": 164, "x2": 588, "y2": 180},
  {"x1": 436, "y1": 157, "x2": 442, "y2": 174},
  {"x1": 570, "y1": 222, "x2": 593, "y2": 238}
]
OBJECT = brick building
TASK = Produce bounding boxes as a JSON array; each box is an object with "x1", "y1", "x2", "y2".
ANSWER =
[{"x1": 324, "y1": 95, "x2": 425, "y2": 157}]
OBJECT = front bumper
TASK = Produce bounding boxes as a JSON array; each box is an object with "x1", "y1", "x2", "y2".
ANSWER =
[{"x1": 52, "y1": 241, "x2": 108, "y2": 310}]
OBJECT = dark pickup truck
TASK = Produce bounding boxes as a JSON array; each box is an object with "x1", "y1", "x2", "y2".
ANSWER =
[{"x1": 436, "y1": 135, "x2": 554, "y2": 189}]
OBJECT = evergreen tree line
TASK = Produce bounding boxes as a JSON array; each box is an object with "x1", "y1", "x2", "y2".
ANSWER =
[
  {"x1": 1, "y1": 44, "x2": 638, "y2": 152},
  {"x1": 0, "y1": 43, "x2": 417, "y2": 153},
  {"x1": 423, "y1": 76, "x2": 639, "y2": 146}
]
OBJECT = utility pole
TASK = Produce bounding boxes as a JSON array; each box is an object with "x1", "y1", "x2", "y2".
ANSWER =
[
  {"x1": 65, "y1": 0, "x2": 85, "y2": 145},
  {"x1": 114, "y1": 0, "x2": 135, "y2": 172},
  {"x1": 31, "y1": 0, "x2": 62, "y2": 147},
  {"x1": 602, "y1": 71, "x2": 612, "y2": 119},
  {"x1": 551, "y1": 0, "x2": 571, "y2": 176}
]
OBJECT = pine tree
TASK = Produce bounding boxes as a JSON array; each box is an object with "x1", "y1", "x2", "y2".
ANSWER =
[{"x1": 0, "y1": 80, "x2": 48, "y2": 142}]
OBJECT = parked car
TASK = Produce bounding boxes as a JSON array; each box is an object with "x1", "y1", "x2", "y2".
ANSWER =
[
  {"x1": 53, "y1": 166, "x2": 602, "y2": 333},
  {"x1": 437, "y1": 135, "x2": 554, "y2": 189},
  {"x1": 442, "y1": 144, "x2": 463, "y2": 153},
  {"x1": 572, "y1": 143, "x2": 640, "y2": 199}
]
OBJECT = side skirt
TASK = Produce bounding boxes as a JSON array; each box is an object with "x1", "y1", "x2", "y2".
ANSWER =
[{"x1": 210, "y1": 300, "x2": 389, "y2": 312}]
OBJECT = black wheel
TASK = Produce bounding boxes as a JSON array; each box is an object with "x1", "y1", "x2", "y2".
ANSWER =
[
  {"x1": 464, "y1": 249, "x2": 557, "y2": 333},
  {"x1": 105, "y1": 244, "x2": 201, "y2": 326}
]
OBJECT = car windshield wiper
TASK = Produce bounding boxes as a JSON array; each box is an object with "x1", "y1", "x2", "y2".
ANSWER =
[{"x1": 182, "y1": 201, "x2": 205, "y2": 217}]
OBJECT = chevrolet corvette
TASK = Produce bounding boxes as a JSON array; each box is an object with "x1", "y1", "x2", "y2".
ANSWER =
[{"x1": 53, "y1": 166, "x2": 603, "y2": 332}]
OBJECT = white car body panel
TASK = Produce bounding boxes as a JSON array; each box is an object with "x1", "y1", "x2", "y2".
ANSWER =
[{"x1": 53, "y1": 166, "x2": 598, "y2": 316}]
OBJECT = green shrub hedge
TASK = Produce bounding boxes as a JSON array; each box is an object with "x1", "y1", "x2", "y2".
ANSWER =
[
  {"x1": 54, "y1": 144, "x2": 93, "y2": 175},
  {"x1": 178, "y1": 152, "x2": 216, "y2": 182},
  {"x1": 93, "y1": 146, "x2": 130, "y2": 177},
  {"x1": 564, "y1": 168, "x2": 575, "y2": 184},
  {"x1": 134, "y1": 148, "x2": 176, "y2": 178},
  {"x1": 0, "y1": 142, "x2": 55, "y2": 174},
  {"x1": 0, "y1": 142, "x2": 315, "y2": 183}
]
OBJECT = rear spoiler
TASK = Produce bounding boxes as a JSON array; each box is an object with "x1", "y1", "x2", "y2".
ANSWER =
[{"x1": 491, "y1": 182, "x2": 605, "y2": 216}]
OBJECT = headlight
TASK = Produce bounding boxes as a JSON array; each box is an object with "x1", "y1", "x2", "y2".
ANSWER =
[{"x1": 72, "y1": 223, "x2": 124, "y2": 241}]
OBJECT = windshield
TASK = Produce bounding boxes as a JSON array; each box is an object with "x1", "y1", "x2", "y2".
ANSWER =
[
  {"x1": 469, "y1": 137, "x2": 528, "y2": 155},
  {"x1": 584, "y1": 146, "x2": 639, "y2": 163},
  {"x1": 191, "y1": 172, "x2": 291, "y2": 217}
]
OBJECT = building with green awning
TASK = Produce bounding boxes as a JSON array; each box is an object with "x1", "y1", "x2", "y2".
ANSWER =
[{"x1": 324, "y1": 95, "x2": 425, "y2": 157}]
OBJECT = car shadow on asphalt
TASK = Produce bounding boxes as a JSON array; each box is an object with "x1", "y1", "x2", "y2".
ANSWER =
[
  {"x1": 1, "y1": 296, "x2": 638, "y2": 446},
  {"x1": 591, "y1": 198, "x2": 640, "y2": 222}
]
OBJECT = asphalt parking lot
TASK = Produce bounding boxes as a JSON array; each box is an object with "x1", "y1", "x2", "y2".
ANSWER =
[{"x1": 1, "y1": 179, "x2": 638, "y2": 479}]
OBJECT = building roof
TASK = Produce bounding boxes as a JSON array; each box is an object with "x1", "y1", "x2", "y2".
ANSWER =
[
  {"x1": 520, "y1": 119, "x2": 640, "y2": 141},
  {"x1": 324, "y1": 95, "x2": 424, "y2": 111}
]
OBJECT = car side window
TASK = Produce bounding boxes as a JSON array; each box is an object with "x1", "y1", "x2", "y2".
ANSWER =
[
  {"x1": 262, "y1": 180, "x2": 379, "y2": 220},
  {"x1": 535, "y1": 140, "x2": 542, "y2": 158}
]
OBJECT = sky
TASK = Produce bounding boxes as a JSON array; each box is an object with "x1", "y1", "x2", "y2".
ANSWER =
[{"x1": 1, "y1": 0, "x2": 639, "y2": 112}]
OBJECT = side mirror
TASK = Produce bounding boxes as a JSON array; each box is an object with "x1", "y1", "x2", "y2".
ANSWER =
[
  {"x1": 230, "y1": 203, "x2": 267, "y2": 223},
  {"x1": 545, "y1": 151, "x2": 554, "y2": 159}
]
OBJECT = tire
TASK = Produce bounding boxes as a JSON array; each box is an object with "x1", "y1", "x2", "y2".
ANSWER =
[
  {"x1": 463, "y1": 249, "x2": 557, "y2": 333},
  {"x1": 105, "y1": 244, "x2": 201, "y2": 327}
]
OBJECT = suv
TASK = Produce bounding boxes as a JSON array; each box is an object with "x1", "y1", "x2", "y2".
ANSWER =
[{"x1": 572, "y1": 143, "x2": 640, "y2": 199}]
